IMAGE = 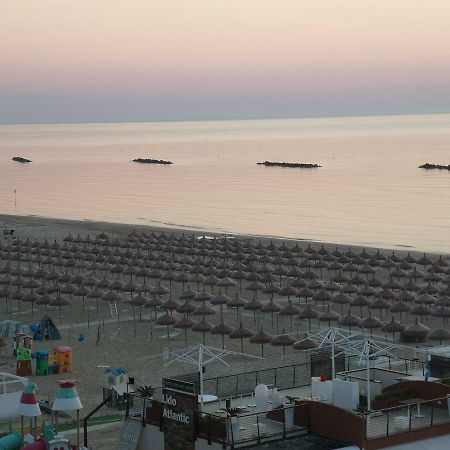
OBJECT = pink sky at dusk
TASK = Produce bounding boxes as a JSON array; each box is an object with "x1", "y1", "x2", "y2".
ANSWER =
[{"x1": 1, "y1": 0, "x2": 450, "y2": 123}]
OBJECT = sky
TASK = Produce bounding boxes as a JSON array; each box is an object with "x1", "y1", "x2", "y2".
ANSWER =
[{"x1": 1, "y1": 0, "x2": 450, "y2": 124}]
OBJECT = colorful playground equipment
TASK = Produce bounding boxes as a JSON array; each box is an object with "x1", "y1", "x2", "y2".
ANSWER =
[
  {"x1": 0, "y1": 381, "x2": 83, "y2": 450},
  {"x1": 14, "y1": 334, "x2": 33, "y2": 377},
  {"x1": 31, "y1": 317, "x2": 60, "y2": 342},
  {"x1": 34, "y1": 352, "x2": 49, "y2": 377},
  {"x1": 0, "y1": 373, "x2": 29, "y2": 421},
  {"x1": 48, "y1": 347, "x2": 72, "y2": 374},
  {"x1": 0, "y1": 432, "x2": 22, "y2": 450},
  {"x1": 103, "y1": 367, "x2": 132, "y2": 410}
]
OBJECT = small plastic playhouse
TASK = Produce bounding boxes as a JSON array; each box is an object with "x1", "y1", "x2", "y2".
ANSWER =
[
  {"x1": 14, "y1": 333, "x2": 33, "y2": 377},
  {"x1": 48, "y1": 346, "x2": 72, "y2": 374},
  {"x1": 34, "y1": 350, "x2": 49, "y2": 376},
  {"x1": 103, "y1": 367, "x2": 132, "y2": 410}
]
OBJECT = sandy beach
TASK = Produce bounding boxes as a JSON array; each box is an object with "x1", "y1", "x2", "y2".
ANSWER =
[{"x1": 0, "y1": 213, "x2": 448, "y2": 448}]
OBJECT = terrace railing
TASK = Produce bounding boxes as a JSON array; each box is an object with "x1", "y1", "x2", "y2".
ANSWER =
[
  {"x1": 360, "y1": 395, "x2": 450, "y2": 441},
  {"x1": 126, "y1": 393, "x2": 307, "y2": 448}
]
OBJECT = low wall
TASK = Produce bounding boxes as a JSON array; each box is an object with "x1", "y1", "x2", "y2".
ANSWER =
[
  {"x1": 365, "y1": 422, "x2": 450, "y2": 450},
  {"x1": 294, "y1": 400, "x2": 364, "y2": 447}
]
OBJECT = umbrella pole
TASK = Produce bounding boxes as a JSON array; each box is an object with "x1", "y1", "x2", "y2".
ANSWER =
[
  {"x1": 221, "y1": 334, "x2": 225, "y2": 350},
  {"x1": 261, "y1": 343, "x2": 264, "y2": 358},
  {"x1": 132, "y1": 304, "x2": 136, "y2": 337},
  {"x1": 184, "y1": 328, "x2": 187, "y2": 347},
  {"x1": 117, "y1": 304, "x2": 120, "y2": 335}
]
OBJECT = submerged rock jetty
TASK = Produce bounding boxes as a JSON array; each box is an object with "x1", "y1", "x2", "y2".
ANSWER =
[
  {"x1": 133, "y1": 158, "x2": 173, "y2": 165},
  {"x1": 419, "y1": 163, "x2": 450, "y2": 170},
  {"x1": 257, "y1": 161, "x2": 321, "y2": 168},
  {"x1": 12, "y1": 156, "x2": 32, "y2": 163}
]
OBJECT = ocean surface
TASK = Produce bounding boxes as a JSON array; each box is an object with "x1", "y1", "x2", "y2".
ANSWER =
[{"x1": 0, "y1": 114, "x2": 449, "y2": 253}]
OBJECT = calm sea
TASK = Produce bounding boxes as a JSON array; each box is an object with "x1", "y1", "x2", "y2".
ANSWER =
[{"x1": 0, "y1": 115, "x2": 449, "y2": 253}]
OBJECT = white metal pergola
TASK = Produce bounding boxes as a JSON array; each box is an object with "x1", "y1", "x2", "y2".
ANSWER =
[
  {"x1": 307, "y1": 327, "x2": 401, "y2": 411},
  {"x1": 164, "y1": 344, "x2": 262, "y2": 410}
]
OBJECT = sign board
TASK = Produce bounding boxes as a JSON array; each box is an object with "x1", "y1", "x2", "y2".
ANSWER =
[{"x1": 162, "y1": 379, "x2": 196, "y2": 450}]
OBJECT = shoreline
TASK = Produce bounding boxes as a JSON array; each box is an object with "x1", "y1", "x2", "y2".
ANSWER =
[{"x1": 0, "y1": 213, "x2": 447, "y2": 257}]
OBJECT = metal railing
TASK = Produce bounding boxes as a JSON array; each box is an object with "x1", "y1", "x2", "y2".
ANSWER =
[
  {"x1": 360, "y1": 396, "x2": 450, "y2": 440},
  {"x1": 202, "y1": 360, "x2": 320, "y2": 399},
  {"x1": 126, "y1": 393, "x2": 306, "y2": 448},
  {"x1": 197, "y1": 404, "x2": 306, "y2": 448}
]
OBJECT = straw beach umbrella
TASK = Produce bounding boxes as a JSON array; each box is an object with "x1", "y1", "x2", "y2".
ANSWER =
[
  {"x1": 271, "y1": 329, "x2": 296, "y2": 360},
  {"x1": 211, "y1": 318, "x2": 234, "y2": 349},
  {"x1": 249, "y1": 327, "x2": 272, "y2": 357},
  {"x1": 230, "y1": 321, "x2": 255, "y2": 353}
]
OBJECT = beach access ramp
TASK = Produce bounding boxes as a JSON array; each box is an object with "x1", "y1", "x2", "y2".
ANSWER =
[{"x1": 118, "y1": 417, "x2": 142, "y2": 450}]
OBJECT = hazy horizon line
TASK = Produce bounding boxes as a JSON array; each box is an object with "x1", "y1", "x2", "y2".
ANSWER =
[{"x1": 1, "y1": 110, "x2": 449, "y2": 127}]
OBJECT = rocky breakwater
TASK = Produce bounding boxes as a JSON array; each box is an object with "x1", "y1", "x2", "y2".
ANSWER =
[
  {"x1": 419, "y1": 163, "x2": 450, "y2": 170},
  {"x1": 257, "y1": 161, "x2": 321, "y2": 168},
  {"x1": 12, "y1": 156, "x2": 32, "y2": 163},
  {"x1": 133, "y1": 158, "x2": 173, "y2": 165}
]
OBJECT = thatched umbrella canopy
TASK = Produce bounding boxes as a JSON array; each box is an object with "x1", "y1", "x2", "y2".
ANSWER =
[
  {"x1": 331, "y1": 292, "x2": 352, "y2": 315},
  {"x1": 161, "y1": 296, "x2": 180, "y2": 313},
  {"x1": 87, "y1": 286, "x2": 105, "y2": 313},
  {"x1": 279, "y1": 284, "x2": 299, "y2": 300},
  {"x1": 216, "y1": 277, "x2": 237, "y2": 295},
  {"x1": 22, "y1": 291, "x2": 40, "y2": 316},
  {"x1": 204, "y1": 275, "x2": 219, "y2": 293},
  {"x1": 260, "y1": 298, "x2": 281, "y2": 328},
  {"x1": 193, "y1": 289, "x2": 213, "y2": 303},
  {"x1": 312, "y1": 289, "x2": 332, "y2": 308},
  {"x1": 211, "y1": 318, "x2": 234, "y2": 349},
  {"x1": 297, "y1": 306, "x2": 319, "y2": 331},
  {"x1": 177, "y1": 300, "x2": 196, "y2": 315},
  {"x1": 249, "y1": 327, "x2": 272, "y2": 357},
  {"x1": 179, "y1": 286, "x2": 198, "y2": 300},
  {"x1": 130, "y1": 293, "x2": 148, "y2": 329},
  {"x1": 360, "y1": 314, "x2": 383, "y2": 337},
  {"x1": 246, "y1": 280, "x2": 266, "y2": 299},
  {"x1": 381, "y1": 316, "x2": 406, "y2": 340},
  {"x1": 428, "y1": 328, "x2": 450, "y2": 345},
  {"x1": 431, "y1": 306, "x2": 450, "y2": 327},
  {"x1": 293, "y1": 333, "x2": 320, "y2": 350},
  {"x1": 410, "y1": 303, "x2": 432, "y2": 323},
  {"x1": 369, "y1": 297, "x2": 391, "y2": 317},
  {"x1": 227, "y1": 293, "x2": 248, "y2": 320},
  {"x1": 193, "y1": 302, "x2": 215, "y2": 316},
  {"x1": 36, "y1": 291, "x2": 53, "y2": 306},
  {"x1": 359, "y1": 284, "x2": 376, "y2": 297},
  {"x1": 435, "y1": 295, "x2": 450, "y2": 307},
  {"x1": 401, "y1": 319, "x2": 431, "y2": 343},
  {"x1": 49, "y1": 293, "x2": 71, "y2": 323},
  {"x1": 339, "y1": 310, "x2": 362, "y2": 331},
  {"x1": 279, "y1": 299, "x2": 301, "y2": 332},
  {"x1": 323, "y1": 280, "x2": 341, "y2": 293},
  {"x1": 263, "y1": 283, "x2": 280, "y2": 300},
  {"x1": 192, "y1": 316, "x2": 214, "y2": 345},
  {"x1": 416, "y1": 293, "x2": 436, "y2": 305},
  {"x1": 318, "y1": 306, "x2": 341, "y2": 328},
  {"x1": 73, "y1": 284, "x2": 90, "y2": 310},
  {"x1": 155, "y1": 311, "x2": 178, "y2": 342},
  {"x1": 396, "y1": 289, "x2": 416, "y2": 303},
  {"x1": 270, "y1": 329, "x2": 296, "y2": 359},
  {"x1": 230, "y1": 321, "x2": 255, "y2": 353},
  {"x1": 174, "y1": 316, "x2": 196, "y2": 346},
  {"x1": 389, "y1": 300, "x2": 411, "y2": 319}
]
